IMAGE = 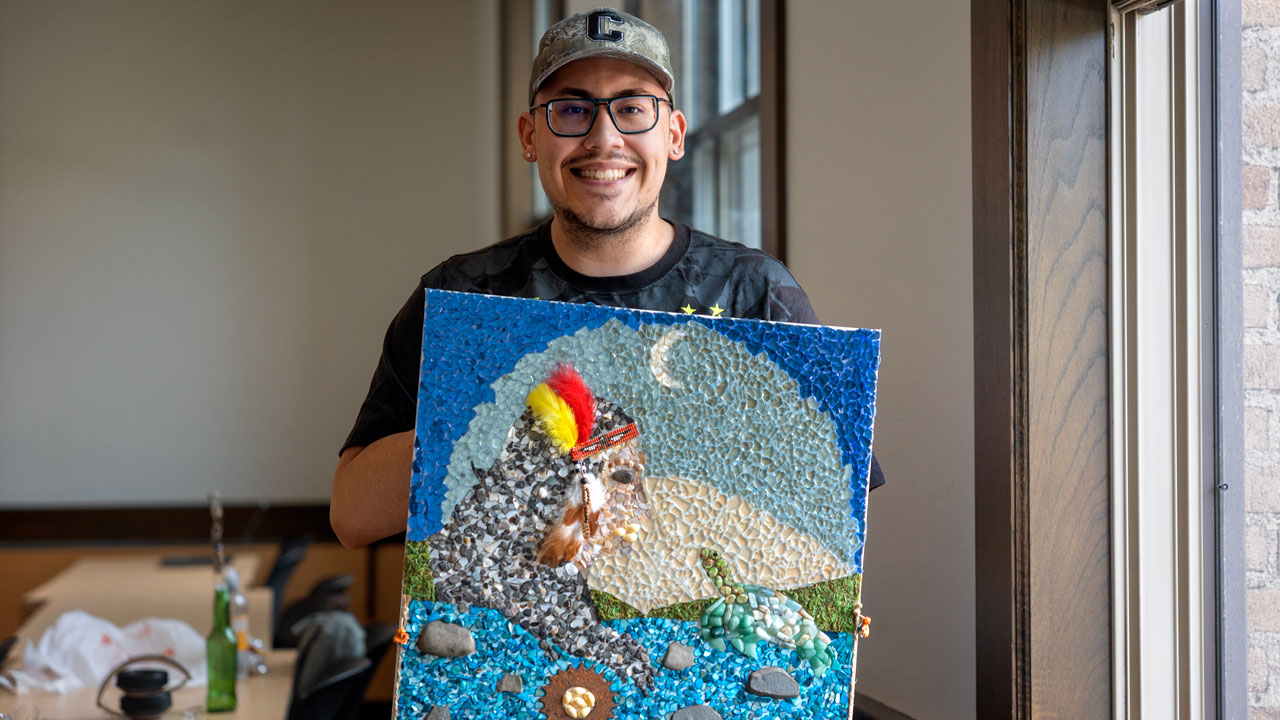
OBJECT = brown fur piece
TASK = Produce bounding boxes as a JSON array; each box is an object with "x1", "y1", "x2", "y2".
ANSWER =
[{"x1": 537, "y1": 513, "x2": 583, "y2": 566}]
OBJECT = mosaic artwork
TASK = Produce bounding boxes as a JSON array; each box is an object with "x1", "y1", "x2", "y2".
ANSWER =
[{"x1": 395, "y1": 290, "x2": 880, "y2": 720}]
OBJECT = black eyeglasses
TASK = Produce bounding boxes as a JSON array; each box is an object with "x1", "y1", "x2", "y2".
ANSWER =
[{"x1": 530, "y1": 94, "x2": 674, "y2": 137}]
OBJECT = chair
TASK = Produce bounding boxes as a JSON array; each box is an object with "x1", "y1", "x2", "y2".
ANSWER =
[
  {"x1": 333, "y1": 622, "x2": 399, "y2": 720},
  {"x1": 285, "y1": 616, "x2": 394, "y2": 720},
  {"x1": 286, "y1": 655, "x2": 372, "y2": 720},
  {"x1": 263, "y1": 535, "x2": 311, "y2": 626},
  {"x1": 274, "y1": 573, "x2": 355, "y2": 649},
  {"x1": 362, "y1": 622, "x2": 398, "y2": 674},
  {"x1": 307, "y1": 574, "x2": 354, "y2": 597}
]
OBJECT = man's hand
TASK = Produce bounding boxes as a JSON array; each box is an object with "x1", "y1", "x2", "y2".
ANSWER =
[{"x1": 329, "y1": 430, "x2": 414, "y2": 548}]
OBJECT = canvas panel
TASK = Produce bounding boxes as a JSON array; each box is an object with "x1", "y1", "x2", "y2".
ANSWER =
[{"x1": 393, "y1": 290, "x2": 879, "y2": 720}]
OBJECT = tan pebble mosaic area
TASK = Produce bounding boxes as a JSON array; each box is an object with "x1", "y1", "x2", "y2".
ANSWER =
[{"x1": 587, "y1": 475, "x2": 853, "y2": 612}]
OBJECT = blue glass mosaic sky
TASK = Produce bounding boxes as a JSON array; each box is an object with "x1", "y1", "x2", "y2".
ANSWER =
[{"x1": 410, "y1": 291, "x2": 880, "y2": 548}]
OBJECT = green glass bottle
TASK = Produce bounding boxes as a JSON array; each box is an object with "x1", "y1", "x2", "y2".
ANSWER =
[{"x1": 206, "y1": 585, "x2": 238, "y2": 712}]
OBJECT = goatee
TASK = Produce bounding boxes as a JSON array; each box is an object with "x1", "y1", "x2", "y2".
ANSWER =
[{"x1": 553, "y1": 197, "x2": 658, "y2": 251}]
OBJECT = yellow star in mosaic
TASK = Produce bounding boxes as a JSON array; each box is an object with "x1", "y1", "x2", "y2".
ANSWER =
[
  {"x1": 681, "y1": 304, "x2": 696, "y2": 314},
  {"x1": 709, "y1": 303, "x2": 724, "y2": 317}
]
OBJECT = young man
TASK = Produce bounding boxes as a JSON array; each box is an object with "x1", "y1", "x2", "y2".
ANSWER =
[{"x1": 330, "y1": 7, "x2": 881, "y2": 548}]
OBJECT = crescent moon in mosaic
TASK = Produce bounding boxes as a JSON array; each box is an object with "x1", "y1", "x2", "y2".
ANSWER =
[{"x1": 648, "y1": 328, "x2": 687, "y2": 389}]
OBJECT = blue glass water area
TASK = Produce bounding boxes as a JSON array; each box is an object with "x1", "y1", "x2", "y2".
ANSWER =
[{"x1": 397, "y1": 600, "x2": 855, "y2": 720}]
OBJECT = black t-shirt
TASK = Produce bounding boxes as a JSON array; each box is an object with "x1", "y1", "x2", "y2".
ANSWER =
[{"x1": 343, "y1": 220, "x2": 885, "y2": 489}]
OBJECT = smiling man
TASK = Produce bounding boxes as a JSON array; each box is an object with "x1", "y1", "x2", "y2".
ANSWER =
[{"x1": 330, "y1": 7, "x2": 881, "y2": 548}]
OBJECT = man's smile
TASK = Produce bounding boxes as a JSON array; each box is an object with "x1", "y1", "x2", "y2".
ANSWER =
[
  {"x1": 567, "y1": 158, "x2": 640, "y2": 184},
  {"x1": 571, "y1": 167, "x2": 635, "y2": 181}
]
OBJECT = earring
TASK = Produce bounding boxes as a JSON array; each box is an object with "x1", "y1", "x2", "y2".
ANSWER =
[{"x1": 525, "y1": 152, "x2": 533, "y2": 159}]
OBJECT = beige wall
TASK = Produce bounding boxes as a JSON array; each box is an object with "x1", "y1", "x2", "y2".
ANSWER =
[
  {"x1": 787, "y1": 3, "x2": 975, "y2": 717},
  {"x1": 0, "y1": 1, "x2": 500, "y2": 505},
  {"x1": 2, "y1": 2, "x2": 977, "y2": 712}
]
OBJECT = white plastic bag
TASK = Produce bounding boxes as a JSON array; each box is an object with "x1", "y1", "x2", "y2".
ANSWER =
[{"x1": 0, "y1": 611, "x2": 207, "y2": 694}]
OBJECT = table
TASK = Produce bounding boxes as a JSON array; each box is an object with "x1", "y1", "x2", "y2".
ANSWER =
[
  {"x1": 23, "y1": 555, "x2": 262, "y2": 619},
  {"x1": 17, "y1": 555, "x2": 272, "y2": 649},
  {"x1": 1, "y1": 649, "x2": 296, "y2": 720}
]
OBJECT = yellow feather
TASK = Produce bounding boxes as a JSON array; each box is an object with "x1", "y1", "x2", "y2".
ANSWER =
[{"x1": 526, "y1": 383, "x2": 578, "y2": 453}]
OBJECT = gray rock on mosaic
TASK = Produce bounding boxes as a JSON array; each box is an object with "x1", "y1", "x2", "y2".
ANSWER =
[
  {"x1": 662, "y1": 642, "x2": 695, "y2": 671},
  {"x1": 496, "y1": 672, "x2": 523, "y2": 693},
  {"x1": 425, "y1": 707, "x2": 450, "y2": 720},
  {"x1": 745, "y1": 666, "x2": 800, "y2": 699},
  {"x1": 671, "y1": 705, "x2": 723, "y2": 720},
  {"x1": 415, "y1": 620, "x2": 475, "y2": 658}
]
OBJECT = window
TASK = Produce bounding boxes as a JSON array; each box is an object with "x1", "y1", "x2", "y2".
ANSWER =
[
  {"x1": 1108, "y1": 0, "x2": 1243, "y2": 715},
  {"x1": 644, "y1": 0, "x2": 766, "y2": 251}
]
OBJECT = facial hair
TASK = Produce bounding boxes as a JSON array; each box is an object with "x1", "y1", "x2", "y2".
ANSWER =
[{"x1": 552, "y1": 195, "x2": 658, "y2": 252}]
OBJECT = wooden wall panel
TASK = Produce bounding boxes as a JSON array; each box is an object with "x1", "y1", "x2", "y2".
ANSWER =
[{"x1": 1024, "y1": 1, "x2": 1112, "y2": 715}]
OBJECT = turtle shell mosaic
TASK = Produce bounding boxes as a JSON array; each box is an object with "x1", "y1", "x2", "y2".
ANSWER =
[{"x1": 395, "y1": 290, "x2": 880, "y2": 720}]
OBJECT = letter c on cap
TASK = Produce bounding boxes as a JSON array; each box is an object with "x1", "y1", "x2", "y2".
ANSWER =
[{"x1": 587, "y1": 10, "x2": 624, "y2": 42}]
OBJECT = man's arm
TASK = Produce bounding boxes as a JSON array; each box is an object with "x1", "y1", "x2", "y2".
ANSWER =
[
  {"x1": 331, "y1": 277, "x2": 431, "y2": 548},
  {"x1": 330, "y1": 430, "x2": 414, "y2": 548}
]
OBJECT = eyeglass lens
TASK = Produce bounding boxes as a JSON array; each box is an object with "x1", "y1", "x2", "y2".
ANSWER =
[{"x1": 547, "y1": 96, "x2": 659, "y2": 136}]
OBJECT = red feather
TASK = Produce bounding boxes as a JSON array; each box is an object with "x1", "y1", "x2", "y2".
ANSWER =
[{"x1": 546, "y1": 365, "x2": 596, "y2": 444}]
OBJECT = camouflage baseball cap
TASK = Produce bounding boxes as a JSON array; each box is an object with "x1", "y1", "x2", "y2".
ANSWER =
[{"x1": 529, "y1": 7, "x2": 674, "y2": 106}]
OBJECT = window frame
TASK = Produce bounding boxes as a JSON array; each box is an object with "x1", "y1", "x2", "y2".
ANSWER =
[
  {"x1": 1107, "y1": 0, "x2": 1244, "y2": 716},
  {"x1": 1205, "y1": 0, "x2": 1245, "y2": 715}
]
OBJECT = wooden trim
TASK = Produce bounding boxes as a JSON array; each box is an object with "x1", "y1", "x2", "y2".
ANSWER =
[
  {"x1": 972, "y1": 0, "x2": 1024, "y2": 713},
  {"x1": 973, "y1": 0, "x2": 1112, "y2": 716},
  {"x1": 501, "y1": 0, "x2": 537, "y2": 237},
  {"x1": 761, "y1": 0, "x2": 785, "y2": 261},
  {"x1": 0, "y1": 504, "x2": 337, "y2": 545}
]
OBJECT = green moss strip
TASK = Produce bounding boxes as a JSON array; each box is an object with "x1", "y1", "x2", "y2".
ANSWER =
[
  {"x1": 780, "y1": 574, "x2": 861, "y2": 633},
  {"x1": 591, "y1": 574, "x2": 862, "y2": 633},
  {"x1": 590, "y1": 590, "x2": 713, "y2": 622},
  {"x1": 403, "y1": 540, "x2": 436, "y2": 601}
]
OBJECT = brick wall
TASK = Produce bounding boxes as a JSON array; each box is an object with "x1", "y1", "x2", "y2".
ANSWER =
[{"x1": 1246, "y1": 0, "x2": 1280, "y2": 715}]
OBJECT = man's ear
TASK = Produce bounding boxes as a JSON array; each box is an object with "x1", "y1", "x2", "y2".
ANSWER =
[
  {"x1": 667, "y1": 108, "x2": 687, "y2": 160},
  {"x1": 518, "y1": 111, "x2": 537, "y2": 161}
]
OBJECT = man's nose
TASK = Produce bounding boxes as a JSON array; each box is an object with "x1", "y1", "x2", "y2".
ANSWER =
[{"x1": 583, "y1": 104, "x2": 625, "y2": 150}]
